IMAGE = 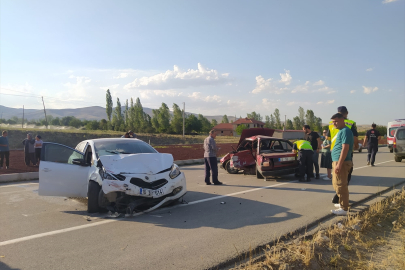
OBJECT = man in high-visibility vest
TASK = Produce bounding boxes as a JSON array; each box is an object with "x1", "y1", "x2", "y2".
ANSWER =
[
  {"x1": 293, "y1": 140, "x2": 313, "y2": 182},
  {"x1": 326, "y1": 106, "x2": 358, "y2": 204}
]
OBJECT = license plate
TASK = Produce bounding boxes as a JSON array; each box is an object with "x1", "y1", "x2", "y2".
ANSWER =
[
  {"x1": 153, "y1": 188, "x2": 164, "y2": 197},
  {"x1": 278, "y1": 157, "x2": 295, "y2": 162}
]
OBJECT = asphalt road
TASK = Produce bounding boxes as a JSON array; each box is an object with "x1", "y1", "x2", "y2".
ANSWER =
[{"x1": 1, "y1": 148, "x2": 404, "y2": 270}]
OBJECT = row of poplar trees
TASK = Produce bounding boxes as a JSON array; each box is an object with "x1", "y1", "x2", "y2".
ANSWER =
[{"x1": 105, "y1": 90, "x2": 216, "y2": 134}]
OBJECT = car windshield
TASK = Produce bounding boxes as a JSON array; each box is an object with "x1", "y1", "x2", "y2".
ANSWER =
[
  {"x1": 93, "y1": 140, "x2": 157, "y2": 157},
  {"x1": 259, "y1": 139, "x2": 292, "y2": 153}
]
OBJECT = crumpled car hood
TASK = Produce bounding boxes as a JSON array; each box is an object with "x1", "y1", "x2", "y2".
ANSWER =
[{"x1": 99, "y1": 153, "x2": 174, "y2": 175}]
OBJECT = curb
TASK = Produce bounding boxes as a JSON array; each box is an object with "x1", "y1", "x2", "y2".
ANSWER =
[
  {"x1": 0, "y1": 158, "x2": 223, "y2": 183},
  {"x1": 0, "y1": 172, "x2": 39, "y2": 183}
]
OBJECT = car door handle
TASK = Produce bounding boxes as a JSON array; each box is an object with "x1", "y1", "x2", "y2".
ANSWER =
[{"x1": 42, "y1": 168, "x2": 51, "y2": 172}]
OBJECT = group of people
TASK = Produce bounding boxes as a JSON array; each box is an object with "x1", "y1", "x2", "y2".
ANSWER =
[
  {"x1": 0, "y1": 131, "x2": 44, "y2": 169},
  {"x1": 293, "y1": 106, "x2": 382, "y2": 216},
  {"x1": 22, "y1": 133, "x2": 43, "y2": 166}
]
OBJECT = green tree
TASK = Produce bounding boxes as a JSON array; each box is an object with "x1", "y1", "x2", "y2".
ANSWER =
[
  {"x1": 99, "y1": 119, "x2": 108, "y2": 130},
  {"x1": 236, "y1": 124, "x2": 248, "y2": 135},
  {"x1": 185, "y1": 114, "x2": 202, "y2": 133},
  {"x1": 375, "y1": 125, "x2": 387, "y2": 136},
  {"x1": 124, "y1": 99, "x2": 129, "y2": 127},
  {"x1": 112, "y1": 97, "x2": 124, "y2": 131},
  {"x1": 274, "y1": 109, "x2": 282, "y2": 129},
  {"x1": 86, "y1": 120, "x2": 99, "y2": 130},
  {"x1": 198, "y1": 114, "x2": 212, "y2": 133},
  {"x1": 151, "y1": 103, "x2": 171, "y2": 133},
  {"x1": 171, "y1": 103, "x2": 183, "y2": 134},
  {"x1": 314, "y1": 117, "x2": 323, "y2": 132},
  {"x1": 286, "y1": 119, "x2": 294, "y2": 130},
  {"x1": 247, "y1": 111, "x2": 262, "y2": 121},
  {"x1": 211, "y1": 119, "x2": 218, "y2": 127},
  {"x1": 264, "y1": 115, "x2": 271, "y2": 128},
  {"x1": 270, "y1": 114, "x2": 276, "y2": 128},
  {"x1": 305, "y1": 109, "x2": 316, "y2": 130},
  {"x1": 221, "y1": 115, "x2": 229, "y2": 123},
  {"x1": 51, "y1": 117, "x2": 61, "y2": 126},
  {"x1": 106, "y1": 89, "x2": 113, "y2": 122},
  {"x1": 69, "y1": 117, "x2": 82, "y2": 128},
  {"x1": 298, "y1": 106, "x2": 305, "y2": 126},
  {"x1": 293, "y1": 116, "x2": 301, "y2": 130}
]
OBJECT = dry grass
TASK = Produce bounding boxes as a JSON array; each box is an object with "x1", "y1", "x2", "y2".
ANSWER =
[{"x1": 232, "y1": 188, "x2": 405, "y2": 270}]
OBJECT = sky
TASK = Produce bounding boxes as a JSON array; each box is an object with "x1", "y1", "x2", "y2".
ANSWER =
[{"x1": 0, "y1": 0, "x2": 404, "y2": 125}]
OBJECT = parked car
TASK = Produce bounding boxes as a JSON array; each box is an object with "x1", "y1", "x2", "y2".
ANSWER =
[
  {"x1": 393, "y1": 126, "x2": 405, "y2": 162},
  {"x1": 38, "y1": 138, "x2": 187, "y2": 214},
  {"x1": 220, "y1": 128, "x2": 299, "y2": 179}
]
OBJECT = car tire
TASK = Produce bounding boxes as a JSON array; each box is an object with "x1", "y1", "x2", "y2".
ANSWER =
[
  {"x1": 394, "y1": 156, "x2": 402, "y2": 162},
  {"x1": 256, "y1": 167, "x2": 264, "y2": 179},
  {"x1": 390, "y1": 149, "x2": 393, "y2": 153},
  {"x1": 88, "y1": 181, "x2": 101, "y2": 213},
  {"x1": 358, "y1": 148, "x2": 362, "y2": 153},
  {"x1": 225, "y1": 161, "x2": 238, "y2": 174}
]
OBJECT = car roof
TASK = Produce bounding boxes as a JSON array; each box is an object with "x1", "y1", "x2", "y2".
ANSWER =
[{"x1": 84, "y1": 138, "x2": 144, "y2": 143}]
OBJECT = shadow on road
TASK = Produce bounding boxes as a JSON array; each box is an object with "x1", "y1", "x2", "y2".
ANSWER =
[{"x1": 0, "y1": 262, "x2": 21, "y2": 270}]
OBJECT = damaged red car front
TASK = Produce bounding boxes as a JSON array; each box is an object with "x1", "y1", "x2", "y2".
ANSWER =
[{"x1": 220, "y1": 128, "x2": 298, "y2": 179}]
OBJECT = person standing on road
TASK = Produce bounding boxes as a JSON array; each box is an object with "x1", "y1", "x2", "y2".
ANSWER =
[
  {"x1": 34, "y1": 135, "x2": 43, "y2": 166},
  {"x1": 203, "y1": 130, "x2": 222, "y2": 185},
  {"x1": 22, "y1": 133, "x2": 36, "y2": 166},
  {"x1": 302, "y1": 125, "x2": 321, "y2": 179},
  {"x1": 320, "y1": 130, "x2": 332, "y2": 180},
  {"x1": 330, "y1": 113, "x2": 353, "y2": 216},
  {"x1": 326, "y1": 106, "x2": 358, "y2": 204},
  {"x1": 0, "y1": 131, "x2": 10, "y2": 169},
  {"x1": 363, "y1": 123, "x2": 381, "y2": 166},
  {"x1": 293, "y1": 140, "x2": 313, "y2": 182}
]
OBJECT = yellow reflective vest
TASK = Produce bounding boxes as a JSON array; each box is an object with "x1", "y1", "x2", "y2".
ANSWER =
[
  {"x1": 294, "y1": 140, "x2": 313, "y2": 150},
  {"x1": 329, "y1": 119, "x2": 355, "y2": 150}
]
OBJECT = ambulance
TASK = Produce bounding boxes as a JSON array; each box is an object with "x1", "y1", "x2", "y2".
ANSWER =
[{"x1": 387, "y1": 119, "x2": 405, "y2": 152}]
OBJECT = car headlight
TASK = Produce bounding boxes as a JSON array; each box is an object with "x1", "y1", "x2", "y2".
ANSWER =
[
  {"x1": 169, "y1": 164, "x2": 181, "y2": 179},
  {"x1": 100, "y1": 168, "x2": 116, "y2": 180}
]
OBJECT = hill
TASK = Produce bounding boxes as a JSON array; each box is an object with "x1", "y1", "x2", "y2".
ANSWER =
[{"x1": 0, "y1": 105, "x2": 236, "y2": 123}]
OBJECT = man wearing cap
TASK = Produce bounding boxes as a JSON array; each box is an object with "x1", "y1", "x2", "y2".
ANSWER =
[
  {"x1": 363, "y1": 123, "x2": 381, "y2": 166},
  {"x1": 326, "y1": 106, "x2": 358, "y2": 204},
  {"x1": 293, "y1": 140, "x2": 313, "y2": 182}
]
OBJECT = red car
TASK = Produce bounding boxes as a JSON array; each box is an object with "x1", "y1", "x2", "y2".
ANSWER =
[{"x1": 220, "y1": 128, "x2": 299, "y2": 179}]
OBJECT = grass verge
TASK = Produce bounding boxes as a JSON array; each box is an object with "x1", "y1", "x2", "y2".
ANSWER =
[{"x1": 231, "y1": 188, "x2": 405, "y2": 270}]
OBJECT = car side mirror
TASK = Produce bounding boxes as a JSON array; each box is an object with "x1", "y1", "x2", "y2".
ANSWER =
[{"x1": 72, "y1": 159, "x2": 89, "y2": 166}]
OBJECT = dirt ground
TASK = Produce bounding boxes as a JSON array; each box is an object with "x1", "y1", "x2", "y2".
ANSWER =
[{"x1": 0, "y1": 143, "x2": 237, "y2": 175}]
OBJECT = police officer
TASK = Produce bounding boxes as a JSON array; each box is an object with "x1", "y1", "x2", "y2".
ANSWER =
[
  {"x1": 326, "y1": 106, "x2": 358, "y2": 204},
  {"x1": 363, "y1": 123, "x2": 381, "y2": 166},
  {"x1": 293, "y1": 140, "x2": 313, "y2": 182}
]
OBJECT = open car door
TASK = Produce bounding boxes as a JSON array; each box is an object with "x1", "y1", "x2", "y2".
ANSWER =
[{"x1": 39, "y1": 142, "x2": 90, "y2": 197}]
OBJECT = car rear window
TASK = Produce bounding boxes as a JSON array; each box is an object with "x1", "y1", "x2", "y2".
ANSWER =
[
  {"x1": 94, "y1": 140, "x2": 157, "y2": 157},
  {"x1": 389, "y1": 127, "x2": 399, "y2": 137},
  {"x1": 396, "y1": 129, "x2": 405, "y2": 140}
]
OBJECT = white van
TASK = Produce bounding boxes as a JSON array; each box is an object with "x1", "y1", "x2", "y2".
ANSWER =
[{"x1": 387, "y1": 119, "x2": 405, "y2": 152}]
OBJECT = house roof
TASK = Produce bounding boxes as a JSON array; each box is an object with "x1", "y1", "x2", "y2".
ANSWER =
[
  {"x1": 232, "y1": 118, "x2": 265, "y2": 125},
  {"x1": 213, "y1": 123, "x2": 233, "y2": 130}
]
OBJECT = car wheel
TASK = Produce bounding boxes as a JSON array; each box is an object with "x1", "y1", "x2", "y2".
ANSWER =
[
  {"x1": 88, "y1": 181, "x2": 101, "y2": 213},
  {"x1": 394, "y1": 156, "x2": 402, "y2": 162},
  {"x1": 358, "y1": 148, "x2": 362, "y2": 153},
  {"x1": 256, "y1": 167, "x2": 264, "y2": 179},
  {"x1": 98, "y1": 189, "x2": 109, "y2": 213},
  {"x1": 390, "y1": 149, "x2": 393, "y2": 153},
  {"x1": 225, "y1": 161, "x2": 238, "y2": 174}
]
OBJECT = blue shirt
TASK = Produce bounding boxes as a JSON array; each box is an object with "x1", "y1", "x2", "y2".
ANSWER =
[
  {"x1": 0, "y1": 136, "x2": 9, "y2": 151},
  {"x1": 331, "y1": 127, "x2": 353, "y2": 162}
]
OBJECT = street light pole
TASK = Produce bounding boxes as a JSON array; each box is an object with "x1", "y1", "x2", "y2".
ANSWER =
[{"x1": 182, "y1": 102, "x2": 185, "y2": 138}]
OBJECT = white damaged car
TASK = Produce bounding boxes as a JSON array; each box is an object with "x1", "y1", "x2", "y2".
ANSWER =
[{"x1": 38, "y1": 138, "x2": 187, "y2": 214}]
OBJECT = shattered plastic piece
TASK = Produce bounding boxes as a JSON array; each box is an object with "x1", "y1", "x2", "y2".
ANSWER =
[
  {"x1": 301, "y1": 188, "x2": 306, "y2": 190},
  {"x1": 392, "y1": 221, "x2": 397, "y2": 225},
  {"x1": 337, "y1": 223, "x2": 344, "y2": 229},
  {"x1": 323, "y1": 236, "x2": 330, "y2": 241},
  {"x1": 377, "y1": 223, "x2": 382, "y2": 227},
  {"x1": 220, "y1": 202, "x2": 226, "y2": 204}
]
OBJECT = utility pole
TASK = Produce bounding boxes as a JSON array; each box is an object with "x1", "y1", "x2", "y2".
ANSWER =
[
  {"x1": 22, "y1": 105, "x2": 24, "y2": 128},
  {"x1": 182, "y1": 102, "x2": 185, "y2": 138},
  {"x1": 42, "y1": 96, "x2": 49, "y2": 128},
  {"x1": 284, "y1": 115, "x2": 286, "y2": 130}
]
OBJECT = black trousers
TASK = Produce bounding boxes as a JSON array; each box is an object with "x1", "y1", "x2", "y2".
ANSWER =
[
  {"x1": 367, "y1": 145, "x2": 378, "y2": 165},
  {"x1": 0, "y1": 151, "x2": 9, "y2": 167},
  {"x1": 25, "y1": 152, "x2": 36, "y2": 166},
  {"x1": 298, "y1": 150, "x2": 313, "y2": 179},
  {"x1": 204, "y1": 157, "x2": 218, "y2": 184}
]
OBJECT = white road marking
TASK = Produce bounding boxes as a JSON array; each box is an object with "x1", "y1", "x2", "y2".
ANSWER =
[
  {"x1": 353, "y1": 160, "x2": 393, "y2": 170},
  {"x1": 0, "y1": 159, "x2": 396, "y2": 247}
]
